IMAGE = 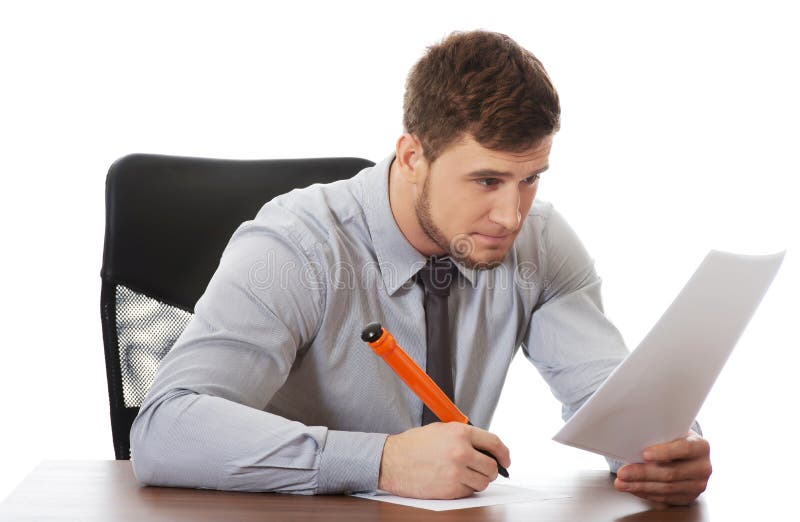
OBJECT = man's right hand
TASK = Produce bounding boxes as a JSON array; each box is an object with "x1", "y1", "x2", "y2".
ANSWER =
[{"x1": 377, "y1": 422, "x2": 510, "y2": 499}]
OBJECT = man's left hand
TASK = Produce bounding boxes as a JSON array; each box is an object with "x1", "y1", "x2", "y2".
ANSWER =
[{"x1": 614, "y1": 431, "x2": 712, "y2": 506}]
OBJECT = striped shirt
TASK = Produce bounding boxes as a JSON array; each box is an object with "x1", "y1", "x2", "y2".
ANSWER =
[{"x1": 130, "y1": 152, "x2": 640, "y2": 494}]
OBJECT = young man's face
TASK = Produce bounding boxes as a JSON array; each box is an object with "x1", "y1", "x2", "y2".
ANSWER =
[{"x1": 415, "y1": 134, "x2": 552, "y2": 269}]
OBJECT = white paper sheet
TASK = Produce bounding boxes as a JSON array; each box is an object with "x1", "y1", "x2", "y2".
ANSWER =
[
  {"x1": 352, "y1": 483, "x2": 570, "y2": 511},
  {"x1": 553, "y1": 249, "x2": 785, "y2": 464}
]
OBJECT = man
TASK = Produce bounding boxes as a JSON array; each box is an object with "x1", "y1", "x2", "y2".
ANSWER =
[{"x1": 130, "y1": 30, "x2": 712, "y2": 505}]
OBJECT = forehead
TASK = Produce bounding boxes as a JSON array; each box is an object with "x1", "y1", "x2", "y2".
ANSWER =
[{"x1": 433, "y1": 134, "x2": 552, "y2": 173}]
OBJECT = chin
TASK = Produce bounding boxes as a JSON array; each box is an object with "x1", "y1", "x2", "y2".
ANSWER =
[
  {"x1": 455, "y1": 252, "x2": 507, "y2": 271},
  {"x1": 443, "y1": 232, "x2": 512, "y2": 270}
]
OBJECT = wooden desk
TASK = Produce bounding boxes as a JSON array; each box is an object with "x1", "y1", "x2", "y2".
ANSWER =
[{"x1": 0, "y1": 460, "x2": 711, "y2": 521}]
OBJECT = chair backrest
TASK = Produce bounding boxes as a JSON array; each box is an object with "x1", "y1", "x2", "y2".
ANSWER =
[{"x1": 100, "y1": 154, "x2": 375, "y2": 459}]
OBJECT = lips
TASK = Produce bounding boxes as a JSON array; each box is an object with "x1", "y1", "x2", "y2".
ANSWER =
[
  {"x1": 477, "y1": 233, "x2": 511, "y2": 240},
  {"x1": 473, "y1": 232, "x2": 512, "y2": 245},
  {"x1": 475, "y1": 230, "x2": 512, "y2": 239}
]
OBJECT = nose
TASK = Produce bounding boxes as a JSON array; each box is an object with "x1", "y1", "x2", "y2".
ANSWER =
[{"x1": 488, "y1": 188, "x2": 522, "y2": 232}]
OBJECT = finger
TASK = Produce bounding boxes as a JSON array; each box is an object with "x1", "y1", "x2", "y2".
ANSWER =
[
  {"x1": 635, "y1": 492, "x2": 697, "y2": 507},
  {"x1": 643, "y1": 498, "x2": 671, "y2": 509},
  {"x1": 469, "y1": 428, "x2": 511, "y2": 468},
  {"x1": 618, "y1": 459, "x2": 712, "y2": 483},
  {"x1": 642, "y1": 435, "x2": 709, "y2": 462},
  {"x1": 615, "y1": 478, "x2": 707, "y2": 497},
  {"x1": 662, "y1": 494, "x2": 698, "y2": 507},
  {"x1": 449, "y1": 484, "x2": 477, "y2": 499},
  {"x1": 460, "y1": 467, "x2": 493, "y2": 493},
  {"x1": 467, "y1": 448, "x2": 499, "y2": 481}
]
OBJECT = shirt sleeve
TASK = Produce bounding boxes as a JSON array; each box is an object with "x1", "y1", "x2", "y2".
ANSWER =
[
  {"x1": 521, "y1": 204, "x2": 630, "y2": 471},
  {"x1": 521, "y1": 204, "x2": 703, "y2": 474},
  {"x1": 129, "y1": 219, "x2": 388, "y2": 495}
]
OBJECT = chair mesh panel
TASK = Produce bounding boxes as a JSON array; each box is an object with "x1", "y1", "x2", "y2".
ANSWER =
[{"x1": 115, "y1": 284, "x2": 193, "y2": 407}]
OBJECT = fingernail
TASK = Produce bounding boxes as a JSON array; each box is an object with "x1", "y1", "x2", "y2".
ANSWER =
[
  {"x1": 643, "y1": 450, "x2": 653, "y2": 460},
  {"x1": 618, "y1": 471, "x2": 630, "y2": 480}
]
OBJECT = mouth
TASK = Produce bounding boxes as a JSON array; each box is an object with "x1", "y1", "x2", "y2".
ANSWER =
[{"x1": 472, "y1": 232, "x2": 512, "y2": 246}]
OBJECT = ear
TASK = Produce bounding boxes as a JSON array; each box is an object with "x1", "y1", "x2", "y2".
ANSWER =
[{"x1": 394, "y1": 133, "x2": 427, "y2": 184}]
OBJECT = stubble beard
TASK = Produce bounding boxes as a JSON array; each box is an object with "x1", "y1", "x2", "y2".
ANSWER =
[{"x1": 414, "y1": 174, "x2": 505, "y2": 270}]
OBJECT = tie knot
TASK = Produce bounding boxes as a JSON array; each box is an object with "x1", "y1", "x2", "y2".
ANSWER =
[{"x1": 417, "y1": 257, "x2": 456, "y2": 297}]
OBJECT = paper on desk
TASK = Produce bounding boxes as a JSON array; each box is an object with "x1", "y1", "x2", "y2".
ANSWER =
[
  {"x1": 553, "y1": 249, "x2": 785, "y2": 464},
  {"x1": 352, "y1": 483, "x2": 569, "y2": 511}
]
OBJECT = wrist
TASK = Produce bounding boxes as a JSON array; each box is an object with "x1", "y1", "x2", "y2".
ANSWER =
[{"x1": 378, "y1": 434, "x2": 395, "y2": 492}]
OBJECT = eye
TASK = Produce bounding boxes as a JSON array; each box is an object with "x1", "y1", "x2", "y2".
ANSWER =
[
  {"x1": 522, "y1": 174, "x2": 540, "y2": 186},
  {"x1": 477, "y1": 178, "x2": 501, "y2": 187}
]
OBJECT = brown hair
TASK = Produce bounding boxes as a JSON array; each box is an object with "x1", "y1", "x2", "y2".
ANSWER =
[{"x1": 403, "y1": 30, "x2": 560, "y2": 164}]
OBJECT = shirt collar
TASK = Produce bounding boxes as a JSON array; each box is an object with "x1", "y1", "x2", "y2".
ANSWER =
[{"x1": 361, "y1": 153, "x2": 478, "y2": 296}]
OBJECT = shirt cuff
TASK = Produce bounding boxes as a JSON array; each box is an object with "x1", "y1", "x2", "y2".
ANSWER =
[
  {"x1": 316, "y1": 430, "x2": 388, "y2": 494},
  {"x1": 606, "y1": 457, "x2": 624, "y2": 474}
]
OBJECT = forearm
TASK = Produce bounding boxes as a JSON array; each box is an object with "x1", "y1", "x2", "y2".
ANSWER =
[{"x1": 130, "y1": 390, "x2": 388, "y2": 494}]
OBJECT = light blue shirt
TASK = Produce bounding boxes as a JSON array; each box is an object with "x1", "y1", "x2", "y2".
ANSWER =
[{"x1": 130, "y1": 153, "x2": 645, "y2": 494}]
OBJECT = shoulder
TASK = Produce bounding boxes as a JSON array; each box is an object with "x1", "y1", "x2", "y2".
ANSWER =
[
  {"x1": 512, "y1": 199, "x2": 589, "y2": 270},
  {"x1": 527, "y1": 198, "x2": 555, "y2": 225},
  {"x1": 519, "y1": 199, "x2": 582, "y2": 248},
  {"x1": 232, "y1": 168, "x2": 371, "y2": 260},
  {"x1": 512, "y1": 199, "x2": 555, "y2": 255}
]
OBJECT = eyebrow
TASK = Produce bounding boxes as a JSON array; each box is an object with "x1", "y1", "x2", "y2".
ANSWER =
[{"x1": 465, "y1": 165, "x2": 549, "y2": 180}]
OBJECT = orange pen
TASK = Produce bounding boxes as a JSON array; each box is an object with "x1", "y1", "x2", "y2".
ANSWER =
[{"x1": 361, "y1": 322, "x2": 509, "y2": 478}]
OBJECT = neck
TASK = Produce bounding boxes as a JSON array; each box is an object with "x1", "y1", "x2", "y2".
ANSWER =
[{"x1": 388, "y1": 157, "x2": 446, "y2": 257}]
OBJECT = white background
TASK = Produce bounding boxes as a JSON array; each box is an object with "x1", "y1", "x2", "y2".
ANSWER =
[{"x1": 1, "y1": 0, "x2": 797, "y2": 513}]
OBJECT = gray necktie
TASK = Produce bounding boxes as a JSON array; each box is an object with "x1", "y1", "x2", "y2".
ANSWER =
[{"x1": 417, "y1": 257, "x2": 456, "y2": 425}]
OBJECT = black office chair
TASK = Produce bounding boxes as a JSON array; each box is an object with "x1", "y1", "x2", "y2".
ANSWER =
[{"x1": 99, "y1": 154, "x2": 375, "y2": 459}]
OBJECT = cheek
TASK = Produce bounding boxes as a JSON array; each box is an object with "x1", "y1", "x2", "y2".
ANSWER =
[
  {"x1": 430, "y1": 185, "x2": 470, "y2": 221},
  {"x1": 520, "y1": 187, "x2": 538, "y2": 214},
  {"x1": 432, "y1": 196, "x2": 465, "y2": 227}
]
